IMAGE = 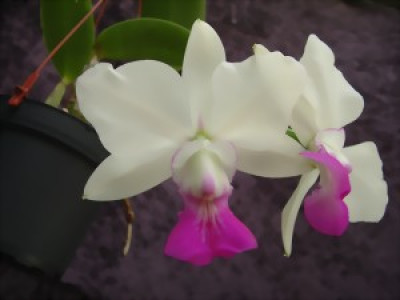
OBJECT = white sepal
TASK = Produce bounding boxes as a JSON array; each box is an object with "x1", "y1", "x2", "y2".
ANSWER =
[
  {"x1": 84, "y1": 142, "x2": 177, "y2": 200},
  {"x1": 343, "y1": 142, "x2": 388, "y2": 222},
  {"x1": 297, "y1": 34, "x2": 364, "y2": 131},
  {"x1": 281, "y1": 169, "x2": 320, "y2": 256}
]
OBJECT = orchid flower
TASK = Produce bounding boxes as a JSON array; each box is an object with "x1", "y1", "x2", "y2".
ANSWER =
[
  {"x1": 76, "y1": 20, "x2": 307, "y2": 265},
  {"x1": 258, "y1": 35, "x2": 388, "y2": 256}
]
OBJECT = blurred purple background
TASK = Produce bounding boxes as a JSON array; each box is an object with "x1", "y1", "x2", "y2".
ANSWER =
[{"x1": 1, "y1": 0, "x2": 399, "y2": 299}]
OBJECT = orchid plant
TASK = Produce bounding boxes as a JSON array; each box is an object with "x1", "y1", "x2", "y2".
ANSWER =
[
  {"x1": 76, "y1": 20, "x2": 307, "y2": 265},
  {"x1": 12, "y1": 0, "x2": 388, "y2": 266},
  {"x1": 76, "y1": 21, "x2": 388, "y2": 264}
]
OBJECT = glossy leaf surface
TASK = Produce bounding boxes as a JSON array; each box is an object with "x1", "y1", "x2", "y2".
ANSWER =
[
  {"x1": 95, "y1": 18, "x2": 190, "y2": 70},
  {"x1": 40, "y1": 0, "x2": 95, "y2": 83},
  {"x1": 141, "y1": 0, "x2": 206, "y2": 29}
]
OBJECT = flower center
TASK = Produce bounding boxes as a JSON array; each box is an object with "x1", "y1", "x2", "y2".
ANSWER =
[
  {"x1": 171, "y1": 138, "x2": 236, "y2": 222},
  {"x1": 191, "y1": 129, "x2": 213, "y2": 141}
]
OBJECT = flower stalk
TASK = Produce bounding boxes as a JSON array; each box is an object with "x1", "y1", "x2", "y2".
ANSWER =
[{"x1": 123, "y1": 198, "x2": 135, "y2": 256}]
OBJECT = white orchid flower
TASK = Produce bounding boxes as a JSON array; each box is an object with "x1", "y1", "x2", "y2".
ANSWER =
[
  {"x1": 269, "y1": 35, "x2": 388, "y2": 256},
  {"x1": 76, "y1": 20, "x2": 307, "y2": 265}
]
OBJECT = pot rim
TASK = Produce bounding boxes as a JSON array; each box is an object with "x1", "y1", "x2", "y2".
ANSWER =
[{"x1": 0, "y1": 96, "x2": 109, "y2": 165}]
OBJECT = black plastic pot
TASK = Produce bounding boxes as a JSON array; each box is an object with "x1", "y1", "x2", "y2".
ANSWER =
[{"x1": 0, "y1": 96, "x2": 108, "y2": 275}]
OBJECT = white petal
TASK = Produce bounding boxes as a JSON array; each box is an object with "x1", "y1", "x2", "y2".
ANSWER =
[
  {"x1": 315, "y1": 128, "x2": 345, "y2": 150},
  {"x1": 236, "y1": 134, "x2": 312, "y2": 178},
  {"x1": 299, "y1": 34, "x2": 364, "y2": 130},
  {"x1": 281, "y1": 169, "x2": 320, "y2": 256},
  {"x1": 254, "y1": 47, "x2": 307, "y2": 133},
  {"x1": 76, "y1": 61, "x2": 192, "y2": 155},
  {"x1": 182, "y1": 20, "x2": 225, "y2": 84},
  {"x1": 253, "y1": 43, "x2": 270, "y2": 55},
  {"x1": 210, "y1": 50, "x2": 306, "y2": 149},
  {"x1": 182, "y1": 20, "x2": 226, "y2": 124},
  {"x1": 343, "y1": 142, "x2": 388, "y2": 222},
  {"x1": 291, "y1": 96, "x2": 319, "y2": 147},
  {"x1": 84, "y1": 142, "x2": 176, "y2": 200}
]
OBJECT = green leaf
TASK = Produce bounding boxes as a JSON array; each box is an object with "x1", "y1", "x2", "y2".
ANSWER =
[
  {"x1": 141, "y1": 0, "x2": 206, "y2": 29},
  {"x1": 45, "y1": 81, "x2": 67, "y2": 107},
  {"x1": 66, "y1": 100, "x2": 87, "y2": 122},
  {"x1": 40, "y1": 0, "x2": 95, "y2": 83},
  {"x1": 95, "y1": 18, "x2": 190, "y2": 70}
]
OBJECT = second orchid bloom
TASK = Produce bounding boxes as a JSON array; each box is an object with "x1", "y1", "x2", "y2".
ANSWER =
[
  {"x1": 278, "y1": 35, "x2": 388, "y2": 256},
  {"x1": 76, "y1": 20, "x2": 388, "y2": 265}
]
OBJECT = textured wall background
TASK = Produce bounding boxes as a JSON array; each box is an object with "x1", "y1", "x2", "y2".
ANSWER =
[{"x1": 0, "y1": 0, "x2": 399, "y2": 299}]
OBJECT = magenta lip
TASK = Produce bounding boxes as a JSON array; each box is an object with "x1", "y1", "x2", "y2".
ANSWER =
[
  {"x1": 301, "y1": 146, "x2": 351, "y2": 236},
  {"x1": 164, "y1": 190, "x2": 257, "y2": 265}
]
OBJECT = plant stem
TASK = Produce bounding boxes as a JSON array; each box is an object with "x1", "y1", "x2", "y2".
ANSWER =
[{"x1": 123, "y1": 198, "x2": 135, "y2": 256}]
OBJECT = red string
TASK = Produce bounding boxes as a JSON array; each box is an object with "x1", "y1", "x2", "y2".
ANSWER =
[{"x1": 8, "y1": 0, "x2": 104, "y2": 106}]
